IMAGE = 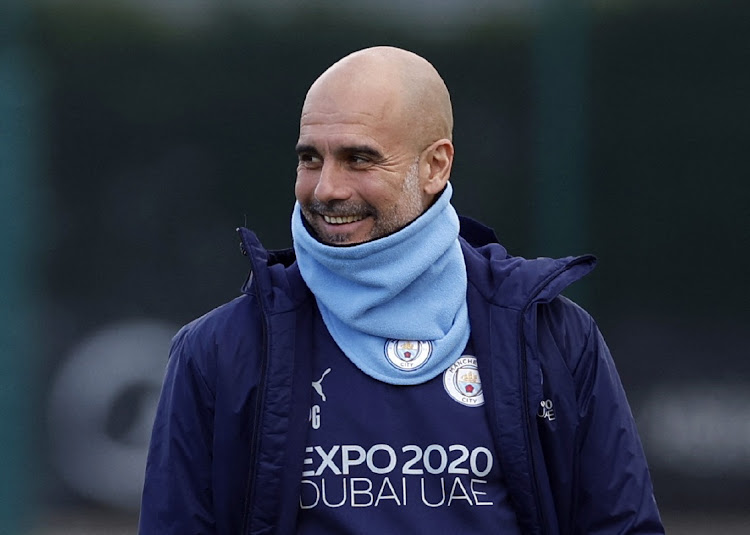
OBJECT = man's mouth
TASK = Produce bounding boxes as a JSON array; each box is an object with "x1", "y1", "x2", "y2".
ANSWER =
[{"x1": 322, "y1": 214, "x2": 366, "y2": 225}]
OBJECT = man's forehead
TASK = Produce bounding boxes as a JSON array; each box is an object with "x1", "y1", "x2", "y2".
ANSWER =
[
  {"x1": 298, "y1": 92, "x2": 398, "y2": 147},
  {"x1": 296, "y1": 122, "x2": 385, "y2": 154},
  {"x1": 297, "y1": 60, "x2": 411, "y2": 151},
  {"x1": 302, "y1": 82, "x2": 397, "y2": 121},
  {"x1": 300, "y1": 108, "x2": 387, "y2": 125}
]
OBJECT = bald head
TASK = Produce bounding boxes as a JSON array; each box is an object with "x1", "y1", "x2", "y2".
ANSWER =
[
  {"x1": 303, "y1": 46, "x2": 453, "y2": 149},
  {"x1": 295, "y1": 47, "x2": 455, "y2": 245}
]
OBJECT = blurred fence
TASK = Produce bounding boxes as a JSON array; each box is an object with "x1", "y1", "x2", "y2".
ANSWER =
[{"x1": 3, "y1": 1, "x2": 748, "y2": 531}]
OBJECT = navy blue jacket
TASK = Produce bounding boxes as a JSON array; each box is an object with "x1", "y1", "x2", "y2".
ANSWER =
[{"x1": 139, "y1": 217, "x2": 664, "y2": 534}]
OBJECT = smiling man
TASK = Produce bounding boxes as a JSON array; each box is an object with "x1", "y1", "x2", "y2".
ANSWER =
[
  {"x1": 140, "y1": 47, "x2": 664, "y2": 535},
  {"x1": 294, "y1": 48, "x2": 453, "y2": 245}
]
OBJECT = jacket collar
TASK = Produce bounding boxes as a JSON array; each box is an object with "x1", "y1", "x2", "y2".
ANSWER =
[
  {"x1": 458, "y1": 216, "x2": 596, "y2": 310},
  {"x1": 237, "y1": 227, "x2": 310, "y2": 315}
]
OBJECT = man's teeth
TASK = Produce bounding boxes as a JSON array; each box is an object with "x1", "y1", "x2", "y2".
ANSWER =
[{"x1": 323, "y1": 215, "x2": 364, "y2": 224}]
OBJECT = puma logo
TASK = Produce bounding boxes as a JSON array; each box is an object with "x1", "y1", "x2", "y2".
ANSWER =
[{"x1": 312, "y1": 368, "x2": 331, "y2": 402}]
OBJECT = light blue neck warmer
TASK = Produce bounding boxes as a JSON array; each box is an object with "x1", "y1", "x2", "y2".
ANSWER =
[{"x1": 291, "y1": 183, "x2": 470, "y2": 385}]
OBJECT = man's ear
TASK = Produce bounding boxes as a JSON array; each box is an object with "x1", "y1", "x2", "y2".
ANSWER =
[{"x1": 421, "y1": 139, "x2": 454, "y2": 195}]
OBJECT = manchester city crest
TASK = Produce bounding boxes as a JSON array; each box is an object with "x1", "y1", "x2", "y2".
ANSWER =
[
  {"x1": 384, "y1": 339, "x2": 432, "y2": 371},
  {"x1": 443, "y1": 356, "x2": 484, "y2": 407}
]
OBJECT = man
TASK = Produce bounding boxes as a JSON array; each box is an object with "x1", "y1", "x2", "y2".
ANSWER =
[{"x1": 140, "y1": 46, "x2": 664, "y2": 534}]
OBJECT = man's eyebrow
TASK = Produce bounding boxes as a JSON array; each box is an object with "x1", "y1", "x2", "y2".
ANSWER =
[
  {"x1": 295, "y1": 144, "x2": 384, "y2": 160},
  {"x1": 295, "y1": 143, "x2": 319, "y2": 155},
  {"x1": 336, "y1": 145, "x2": 383, "y2": 160}
]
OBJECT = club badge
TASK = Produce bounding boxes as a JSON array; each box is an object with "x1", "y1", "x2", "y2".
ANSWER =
[
  {"x1": 384, "y1": 339, "x2": 432, "y2": 371},
  {"x1": 443, "y1": 356, "x2": 484, "y2": 407}
]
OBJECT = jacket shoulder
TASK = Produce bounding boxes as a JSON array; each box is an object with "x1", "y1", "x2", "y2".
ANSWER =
[
  {"x1": 171, "y1": 294, "x2": 263, "y2": 384},
  {"x1": 535, "y1": 295, "x2": 596, "y2": 375},
  {"x1": 178, "y1": 294, "x2": 260, "y2": 345}
]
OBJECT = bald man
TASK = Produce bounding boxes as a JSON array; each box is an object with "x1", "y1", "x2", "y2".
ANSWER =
[
  {"x1": 140, "y1": 47, "x2": 664, "y2": 535},
  {"x1": 296, "y1": 47, "x2": 453, "y2": 245}
]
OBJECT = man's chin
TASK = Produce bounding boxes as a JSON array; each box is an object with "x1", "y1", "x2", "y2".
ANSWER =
[
  {"x1": 314, "y1": 220, "x2": 415, "y2": 246},
  {"x1": 317, "y1": 231, "x2": 368, "y2": 247}
]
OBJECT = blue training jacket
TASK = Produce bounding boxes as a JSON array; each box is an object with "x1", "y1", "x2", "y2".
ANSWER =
[{"x1": 139, "y1": 216, "x2": 664, "y2": 535}]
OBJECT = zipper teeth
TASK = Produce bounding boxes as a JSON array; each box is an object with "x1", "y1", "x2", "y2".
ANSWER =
[
  {"x1": 241, "y1": 231, "x2": 271, "y2": 535},
  {"x1": 243, "y1": 316, "x2": 268, "y2": 535},
  {"x1": 519, "y1": 302, "x2": 545, "y2": 534}
]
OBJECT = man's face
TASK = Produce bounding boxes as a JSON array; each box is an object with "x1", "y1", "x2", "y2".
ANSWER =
[{"x1": 294, "y1": 83, "x2": 432, "y2": 246}]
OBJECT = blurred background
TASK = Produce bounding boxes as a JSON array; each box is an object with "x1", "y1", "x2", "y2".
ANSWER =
[{"x1": 1, "y1": 0, "x2": 749, "y2": 533}]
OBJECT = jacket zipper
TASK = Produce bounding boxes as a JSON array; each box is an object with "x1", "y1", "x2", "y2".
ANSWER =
[
  {"x1": 518, "y1": 256, "x2": 592, "y2": 535},
  {"x1": 242, "y1": 311, "x2": 268, "y2": 535},
  {"x1": 240, "y1": 238, "x2": 272, "y2": 535},
  {"x1": 519, "y1": 297, "x2": 546, "y2": 535}
]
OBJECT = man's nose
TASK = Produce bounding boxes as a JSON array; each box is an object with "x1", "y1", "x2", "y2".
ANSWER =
[{"x1": 314, "y1": 162, "x2": 352, "y2": 203}]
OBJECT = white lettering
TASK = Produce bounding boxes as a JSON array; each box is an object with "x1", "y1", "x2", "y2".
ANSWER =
[
  {"x1": 367, "y1": 444, "x2": 397, "y2": 475},
  {"x1": 374, "y1": 476, "x2": 401, "y2": 506},
  {"x1": 299, "y1": 479, "x2": 319, "y2": 509},
  {"x1": 423, "y1": 445, "x2": 448, "y2": 475},
  {"x1": 321, "y1": 478, "x2": 346, "y2": 508},
  {"x1": 401, "y1": 445, "x2": 423, "y2": 475},
  {"x1": 341, "y1": 445, "x2": 366, "y2": 475},
  {"x1": 350, "y1": 478, "x2": 373, "y2": 507},
  {"x1": 315, "y1": 445, "x2": 342, "y2": 476},
  {"x1": 448, "y1": 445, "x2": 470, "y2": 474},
  {"x1": 470, "y1": 447, "x2": 493, "y2": 477},
  {"x1": 302, "y1": 444, "x2": 496, "y2": 485},
  {"x1": 420, "y1": 477, "x2": 446, "y2": 507},
  {"x1": 471, "y1": 479, "x2": 493, "y2": 506},
  {"x1": 310, "y1": 405, "x2": 321, "y2": 429},
  {"x1": 302, "y1": 446, "x2": 315, "y2": 477},
  {"x1": 538, "y1": 399, "x2": 556, "y2": 421},
  {"x1": 447, "y1": 476, "x2": 472, "y2": 506},
  {"x1": 299, "y1": 475, "x2": 496, "y2": 510}
]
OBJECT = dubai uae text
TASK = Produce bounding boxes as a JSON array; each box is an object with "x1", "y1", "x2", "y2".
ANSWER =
[{"x1": 300, "y1": 443, "x2": 495, "y2": 509}]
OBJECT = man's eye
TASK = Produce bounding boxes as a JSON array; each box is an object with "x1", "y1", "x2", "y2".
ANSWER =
[
  {"x1": 299, "y1": 154, "x2": 321, "y2": 165},
  {"x1": 351, "y1": 155, "x2": 370, "y2": 165}
]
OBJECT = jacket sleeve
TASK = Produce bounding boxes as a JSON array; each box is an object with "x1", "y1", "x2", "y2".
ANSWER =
[
  {"x1": 570, "y1": 315, "x2": 664, "y2": 535},
  {"x1": 138, "y1": 325, "x2": 217, "y2": 534}
]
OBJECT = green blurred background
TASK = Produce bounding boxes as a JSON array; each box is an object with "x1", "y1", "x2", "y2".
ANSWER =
[{"x1": 2, "y1": 0, "x2": 749, "y2": 533}]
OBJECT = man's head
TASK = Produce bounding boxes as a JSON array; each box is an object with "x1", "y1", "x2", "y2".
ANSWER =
[{"x1": 295, "y1": 46, "x2": 454, "y2": 245}]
